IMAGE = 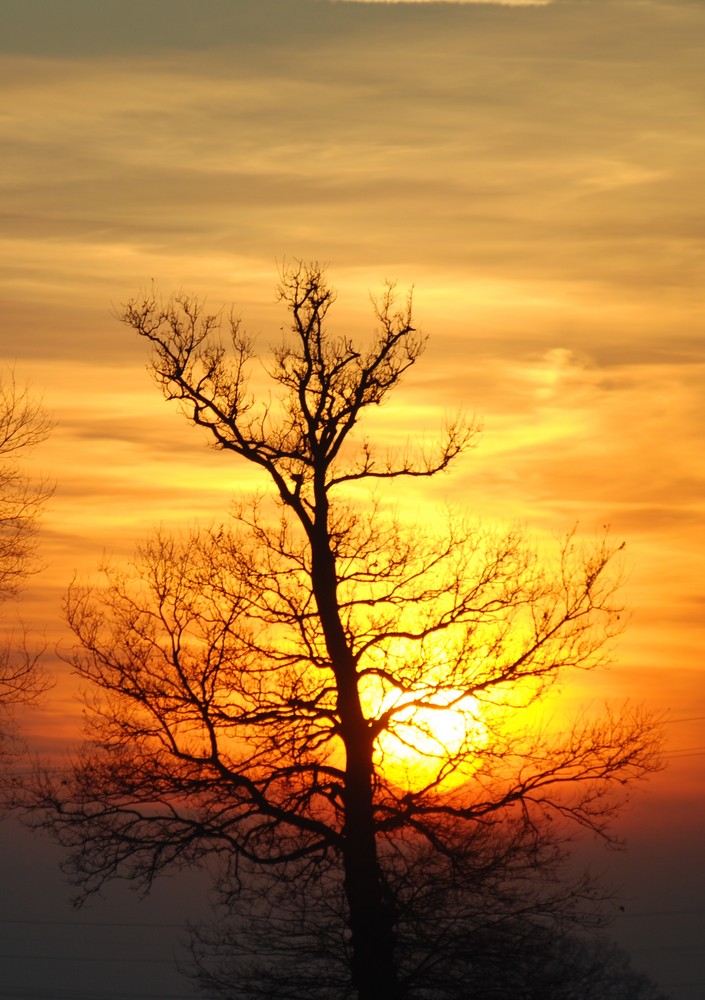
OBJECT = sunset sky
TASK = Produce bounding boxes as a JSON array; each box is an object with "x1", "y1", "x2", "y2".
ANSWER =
[{"x1": 1, "y1": 1, "x2": 704, "y2": 997}]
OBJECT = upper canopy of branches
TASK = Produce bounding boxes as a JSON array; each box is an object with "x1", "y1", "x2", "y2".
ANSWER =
[{"x1": 121, "y1": 262, "x2": 475, "y2": 526}]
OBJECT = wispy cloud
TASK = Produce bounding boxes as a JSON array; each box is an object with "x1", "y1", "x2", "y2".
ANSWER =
[{"x1": 334, "y1": 1, "x2": 552, "y2": 5}]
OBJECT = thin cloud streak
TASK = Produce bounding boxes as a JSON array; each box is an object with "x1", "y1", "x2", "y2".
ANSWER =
[{"x1": 335, "y1": 1, "x2": 552, "y2": 6}]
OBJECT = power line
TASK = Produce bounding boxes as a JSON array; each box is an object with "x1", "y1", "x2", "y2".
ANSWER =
[
  {"x1": 0, "y1": 991, "x2": 197, "y2": 1000},
  {"x1": 664, "y1": 747, "x2": 705, "y2": 759},
  {"x1": 0, "y1": 918, "x2": 186, "y2": 929},
  {"x1": 628, "y1": 945, "x2": 704, "y2": 954},
  {"x1": 0, "y1": 954, "x2": 178, "y2": 965},
  {"x1": 3, "y1": 907, "x2": 703, "y2": 929}
]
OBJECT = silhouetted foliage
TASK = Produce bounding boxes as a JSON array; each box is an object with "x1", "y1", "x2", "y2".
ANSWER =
[
  {"x1": 30, "y1": 264, "x2": 661, "y2": 1000},
  {"x1": 191, "y1": 873, "x2": 669, "y2": 1000},
  {"x1": 187, "y1": 821, "x2": 609, "y2": 1000},
  {"x1": 188, "y1": 805, "x2": 668, "y2": 1000},
  {"x1": 460, "y1": 926, "x2": 670, "y2": 1000},
  {"x1": 0, "y1": 373, "x2": 53, "y2": 765}
]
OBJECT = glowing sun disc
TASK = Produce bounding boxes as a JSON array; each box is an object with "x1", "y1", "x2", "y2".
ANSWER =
[{"x1": 374, "y1": 691, "x2": 487, "y2": 792}]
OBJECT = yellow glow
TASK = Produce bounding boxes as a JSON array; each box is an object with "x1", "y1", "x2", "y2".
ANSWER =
[{"x1": 373, "y1": 687, "x2": 488, "y2": 793}]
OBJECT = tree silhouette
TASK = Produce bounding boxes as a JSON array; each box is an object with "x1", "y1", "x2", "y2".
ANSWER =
[
  {"x1": 31, "y1": 264, "x2": 660, "y2": 1000},
  {"x1": 0, "y1": 373, "x2": 53, "y2": 765}
]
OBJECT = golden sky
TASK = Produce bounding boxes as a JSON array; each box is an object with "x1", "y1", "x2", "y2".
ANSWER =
[{"x1": 1, "y1": 1, "x2": 704, "y2": 996}]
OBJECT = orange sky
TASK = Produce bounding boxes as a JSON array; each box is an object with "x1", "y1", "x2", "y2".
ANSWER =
[{"x1": 1, "y1": 1, "x2": 704, "y2": 997}]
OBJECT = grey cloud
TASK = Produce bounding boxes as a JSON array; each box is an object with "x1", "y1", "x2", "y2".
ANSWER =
[
  {"x1": 0, "y1": 0, "x2": 341, "y2": 58},
  {"x1": 2, "y1": 0, "x2": 703, "y2": 366}
]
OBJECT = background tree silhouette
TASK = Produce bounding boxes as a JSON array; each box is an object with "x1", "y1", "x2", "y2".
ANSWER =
[
  {"x1": 190, "y1": 870, "x2": 669, "y2": 1000},
  {"x1": 0, "y1": 373, "x2": 53, "y2": 767},
  {"x1": 31, "y1": 264, "x2": 661, "y2": 1000}
]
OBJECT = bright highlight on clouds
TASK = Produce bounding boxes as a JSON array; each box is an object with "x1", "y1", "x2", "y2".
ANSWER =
[
  {"x1": 337, "y1": 1, "x2": 551, "y2": 5},
  {"x1": 338, "y1": 0, "x2": 554, "y2": 7}
]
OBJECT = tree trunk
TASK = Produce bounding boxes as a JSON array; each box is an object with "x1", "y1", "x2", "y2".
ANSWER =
[
  {"x1": 309, "y1": 526, "x2": 402, "y2": 999},
  {"x1": 342, "y1": 730, "x2": 402, "y2": 1000}
]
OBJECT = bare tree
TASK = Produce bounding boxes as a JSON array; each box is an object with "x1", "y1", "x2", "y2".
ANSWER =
[
  {"x1": 0, "y1": 373, "x2": 53, "y2": 762},
  {"x1": 30, "y1": 264, "x2": 661, "y2": 1000}
]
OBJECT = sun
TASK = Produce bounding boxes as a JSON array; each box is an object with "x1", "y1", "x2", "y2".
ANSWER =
[{"x1": 373, "y1": 689, "x2": 488, "y2": 793}]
